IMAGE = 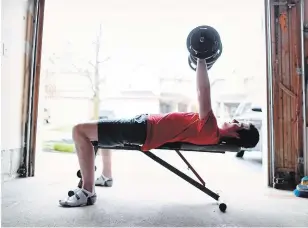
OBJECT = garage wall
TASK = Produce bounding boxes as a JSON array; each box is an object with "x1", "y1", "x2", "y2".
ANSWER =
[
  {"x1": 1, "y1": 0, "x2": 35, "y2": 180},
  {"x1": 266, "y1": 0, "x2": 306, "y2": 185},
  {"x1": 303, "y1": 0, "x2": 308, "y2": 178}
]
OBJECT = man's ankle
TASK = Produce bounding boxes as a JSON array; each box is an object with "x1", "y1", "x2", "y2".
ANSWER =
[
  {"x1": 102, "y1": 173, "x2": 112, "y2": 179},
  {"x1": 82, "y1": 184, "x2": 94, "y2": 194}
]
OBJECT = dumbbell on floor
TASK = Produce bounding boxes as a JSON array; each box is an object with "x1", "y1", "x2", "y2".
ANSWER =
[
  {"x1": 67, "y1": 166, "x2": 98, "y2": 197},
  {"x1": 76, "y1": 166, "x2": 97, "y2": 178}
]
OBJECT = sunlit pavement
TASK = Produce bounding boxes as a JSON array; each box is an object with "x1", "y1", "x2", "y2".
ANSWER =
[{"x1": 2, "y1": 150, "x2": 308, "y2": 227}]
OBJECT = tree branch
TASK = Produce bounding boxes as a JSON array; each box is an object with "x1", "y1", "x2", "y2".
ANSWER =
[
  {"x1": 72, "y1": 64, "x2": 96, "y2": 95},
  {"x1": 98, "y1": 56, "x2": 111, "y2": 64},
  {"x1": 88, "y1": 61, "x2": 95, "y2": 68}
]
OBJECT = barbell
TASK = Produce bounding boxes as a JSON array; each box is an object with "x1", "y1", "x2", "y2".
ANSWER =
[{"x1": 187, "y1": 25, "x2": 223, "y2": 71}]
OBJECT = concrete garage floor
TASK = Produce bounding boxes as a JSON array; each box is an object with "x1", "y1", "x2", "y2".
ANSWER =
[{"x1": 2, "y1": 150, "x2": 308, "y2": 227}]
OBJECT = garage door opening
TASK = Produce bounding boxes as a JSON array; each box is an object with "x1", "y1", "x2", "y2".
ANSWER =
[
  {"x1": 34, "y1": 0, "x2": 269, "y2": 197},
  {"x1": 4, "y1": 0, "x2": 308, "y2": 226}
]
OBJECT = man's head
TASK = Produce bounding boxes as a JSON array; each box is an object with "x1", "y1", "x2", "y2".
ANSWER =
[{"x1": 219, "y1": 119, "x2": 260, "y2": 148}]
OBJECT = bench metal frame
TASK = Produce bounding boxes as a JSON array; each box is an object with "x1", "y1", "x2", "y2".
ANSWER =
[{"x1": 74, "y1": 142, "x2": 241, "y2": 212}]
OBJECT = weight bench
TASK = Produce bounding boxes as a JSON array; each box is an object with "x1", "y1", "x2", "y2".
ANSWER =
[{"x1": 72, "y1": 141, "x2": 241, "y2": 212}]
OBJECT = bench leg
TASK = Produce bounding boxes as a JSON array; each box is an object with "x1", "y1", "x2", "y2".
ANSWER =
[
  {"x1": 142, "y1": 150, "x2": 227, "y2": 212},
  {"x1": 175, "y1": 150, "x2": 205, "y2": 186}
]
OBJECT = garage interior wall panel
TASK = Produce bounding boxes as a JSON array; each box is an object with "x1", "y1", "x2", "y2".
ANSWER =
[
  {"x1": 268, "y1": 0, "x2": 305, "y2": 182},
  {"x1": 1, "y1": 0, "x2": 35, "y2": 180}
]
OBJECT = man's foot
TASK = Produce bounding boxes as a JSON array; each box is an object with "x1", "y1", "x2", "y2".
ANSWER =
[
  {"x1": 60, "y1": 188, "x2": 97, "y2": 207},
  {"x1": 67, "y1": 187, "x2": 81, "y2": 197},
  {"x1": 67, "y1": 175, "x2": 113, "y2": 197},
  {"x1": 95, "y1": 175, "x2": 113, "y2": 187}
]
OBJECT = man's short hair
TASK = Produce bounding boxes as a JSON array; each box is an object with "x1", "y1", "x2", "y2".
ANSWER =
[{"x1": 221, "y1": 123, "x2": 260, "y2": 148}]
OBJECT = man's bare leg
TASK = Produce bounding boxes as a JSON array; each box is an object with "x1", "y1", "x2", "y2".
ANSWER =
[
  {"x1": 59, "y1": 122, "x2": 99, "y2": 207},
  {"x1": 94, "y1": 148, "x2": 113, "y2": 187},
  {"x1": 72, "y1": 122, "x2": 98, "y2": 193},
  {"x1": 101, "y1": 149, "x2": 112, "y2": 178}
]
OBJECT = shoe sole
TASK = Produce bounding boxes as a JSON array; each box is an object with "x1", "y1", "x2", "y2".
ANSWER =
[{"x1": 95, "y1": 180, "x2": 113, "y2": 187}]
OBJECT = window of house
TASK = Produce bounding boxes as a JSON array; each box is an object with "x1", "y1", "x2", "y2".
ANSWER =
[
  {"x1": 160, "y1": 101, "x2": 173, "y2": 114},
  {"x1": 178, "y1": 102, "x2": 188, "y2": 112}
]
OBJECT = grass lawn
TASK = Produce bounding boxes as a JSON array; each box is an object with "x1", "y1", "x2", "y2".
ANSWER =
[{"x1": 43, "y1": 141, "x2": 75, "y2": 153}]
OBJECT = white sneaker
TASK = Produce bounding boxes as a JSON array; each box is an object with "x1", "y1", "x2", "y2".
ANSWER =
[
  {"x1": 59, "y1": 188, "x2": 97, "y2": 207},
  {"x1": 68, "y1": 187, "x2": 81, "y2": 197},
  {"x1": 67, "y1": 175, "x2": 113, "y2": 197},
  {"x1": 95, "y1": 175, "x2": 113, "y2": 187}
]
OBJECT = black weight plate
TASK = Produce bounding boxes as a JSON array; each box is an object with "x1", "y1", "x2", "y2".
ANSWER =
[
  {"x1": 187, "y1": 25, "x2": 217, "y2": 52},
  {"x1": 190, "y1": 28, "x2": 214, "y2": 54},
  {"x1": 186, "y1": 27, "x2": 198, "y2": 52},
  {"x1": 186, "y1": 26, "x2": 207, "y2": 55},
  {"x1": 187, "y1": 25, "x2": 223, "y2": 71},
  {"x1": 188, "y1": 55, "x2": 197, "y2": 71}
]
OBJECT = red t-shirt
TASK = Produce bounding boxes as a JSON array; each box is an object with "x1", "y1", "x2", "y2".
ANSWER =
[{"x1": 141, "y1": 111, "x2": 220, "y2": 151}]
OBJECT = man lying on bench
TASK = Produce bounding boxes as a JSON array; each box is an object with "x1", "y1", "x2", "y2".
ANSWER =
[{"x1": 59, "y1": 59, "x2": 259, "y2": 207}]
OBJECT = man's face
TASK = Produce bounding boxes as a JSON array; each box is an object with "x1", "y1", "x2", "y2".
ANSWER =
[
  {"x1": 221, "y1": 119, "x2": 249, "y2": 132},
  {"x1": 221, "y1": 119, "x2": 240, "y2": 131}
]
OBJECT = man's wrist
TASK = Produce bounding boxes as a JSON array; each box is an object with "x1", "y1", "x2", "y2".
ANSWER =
[{"x1": 197, "y1": 58, "x2": 206, "y2": 63}]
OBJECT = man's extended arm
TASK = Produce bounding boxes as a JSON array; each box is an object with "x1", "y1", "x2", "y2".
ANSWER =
[{"x1": 196, "y1": 59, "x2": 212, "y2": 119}]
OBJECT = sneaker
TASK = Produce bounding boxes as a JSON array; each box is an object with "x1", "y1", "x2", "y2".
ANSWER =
[
  {"x1": 59, "y1": 188, "x2": 97, "y2": 207},
  {"x1": 67, "y1": 176, "x2": 113, "y2": 197},
  {"x1": 67, "y1": 187, "x2": 80, "y2": 197},
  {"x1": 95, "y1": 175, "x2": 113, "y2": 187}
]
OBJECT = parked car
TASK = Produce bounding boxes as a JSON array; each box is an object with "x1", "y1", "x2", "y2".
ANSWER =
[
  {"x1": 232, "y1": 100, "x2": 263, "y2": 157},
  {"x1": 99, "y1": 110, "x2": 115, "y2": 120}
]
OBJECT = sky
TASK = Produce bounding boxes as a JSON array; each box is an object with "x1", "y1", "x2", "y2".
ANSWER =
[{"x1": 41, "y1": 0, "x2": 266, "y2": 96}]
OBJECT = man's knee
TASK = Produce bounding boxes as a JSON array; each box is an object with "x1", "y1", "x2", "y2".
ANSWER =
[
  {"x1": 72, "y1": 124, "x2": 84, "y2": 141},
  {"x1": 72, "y1": 122, "x2": 98, "y2": 141}
]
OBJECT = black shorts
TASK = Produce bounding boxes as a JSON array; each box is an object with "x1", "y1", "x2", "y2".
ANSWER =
[{"x1": 97, "y1": 114, "x2": 148, "y2": 147}]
